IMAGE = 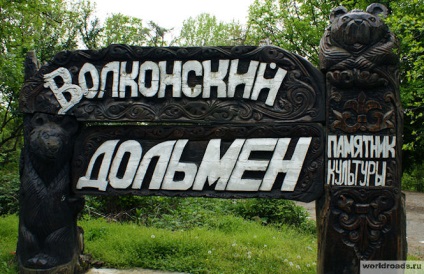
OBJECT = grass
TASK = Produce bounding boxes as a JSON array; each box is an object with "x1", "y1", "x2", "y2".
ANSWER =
[
  {"x1": 1, "y1": 212, "x2": 422, "y2": 273},
  {"x1": 81, "y1": 216, "x2": 317, "y2": 273},
  {"x1": 0, "y1": 215, "x2": 18, "y2": 274},
  {"x1": 1, "y1": 214, "x2": 317, "y2": 273}
]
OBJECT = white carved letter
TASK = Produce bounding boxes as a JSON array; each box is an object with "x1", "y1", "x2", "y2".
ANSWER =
[
  {"x1": 250, "y1": 63, "x2": 287, "y2": 106},
  {"x1": 162, "y1": 140, "x2": 198, "y2": 190},
  {"x1": 182, "y1": 60, "x2": 203, "y2": 98},
  {"x1": 79, "y1": 63, "x2": 100, "y2": 99},
  {"x1": 202, "y1": 60, "x2": 229, "y2": 98},
  {"x1": 138, "y1": 61, "x2": 160, "y2": 97},
  {"x1": 132, "y1": 141, "x2": 176, "y2": 190},
  {"x1": 44, "y1": 67, "x2": 83, "y2": 114},
  {"x1": 119, "y1": 61, "x2": 139, "y2": 98},
  {"x1": 261, "y1": 137, "x2": 311, "y2": 192},
  {"x1": 109, "y1": 140, "x2": 142, "y2": 189},
  {"x1": 228, "y1": 59, "x2": 259, "y2": 99},
  {"x1": 76, "y1": 140, "x2": 120, "y2": 191},
  {"x1": 227, "y1": 138, "x2": 277, "y2": 191},
  {"x1": 193, "y1": 139, "x2": 245, "y2": 191},
  {"x1": 100, "y1": 61, "x2": 120, "y2": 98},
  {"x1": 159, "y1": 61, "x2": 182, "y2": 98}
]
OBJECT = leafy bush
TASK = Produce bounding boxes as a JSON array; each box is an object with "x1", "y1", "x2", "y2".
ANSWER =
[
  {"x1": 0, "y1": 173, "x2": 20, "y2": 215},
  {"x1": 83, "y1": 196, "x2": 316, "y2": 234},
  {"x1": 402, "y1": 164, "x2": 424, "y2": 192},
  {"x1": 232, "y1": 199, "x2": 316, "y2": 233}
]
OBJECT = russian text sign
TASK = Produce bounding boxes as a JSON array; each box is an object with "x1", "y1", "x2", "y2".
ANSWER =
[
  {"x1": 20, "y1": 45, "x2": 325, "y2": 123},
  {"x1": 20, "y1": 45, "x2": 326, "y2": 202},
  {"x1": 72, "y1": 124, "x2": 324, "y2": 201}
]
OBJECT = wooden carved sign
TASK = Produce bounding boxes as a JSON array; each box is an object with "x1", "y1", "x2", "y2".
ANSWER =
[
  {"x1": 18, "y1": 4, "x2": 406, "y2": 272},
  {"x1": 72, "y1": 124, "x2": 324, "y2": 200},
  {"x1": 20, "y1": 45, "x2": 326, "y2": 202}
]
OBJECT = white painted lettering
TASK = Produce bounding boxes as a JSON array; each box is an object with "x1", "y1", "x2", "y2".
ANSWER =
[
  {"x1": 182, "y1": 60, "x2": 203, "y2": 98},
  {"x1": 119, "y1": 61, "x2": 139, "y2": 98},
  {"x1": 44, "y1": 67, "x2": 83, "y2": 114},
  {"x1": 79, "y1": 63, "x2": 99, "y2": 99},
  {"x1": 132, "y1": 141, "x2": 176, "y2": 189},
  {"x1": 202, "y1": 60, "x2": 229, "y2": 98},
  {"x1": 193, "y1": 139, "x2": 244, "y2": 191},
  {"x1": 251, "y1": 63, "x2": 287, "y2": 106},
  {"x1": 76, "y1": 140, "x2": 120, "y2": 191},
  {"x1": 138, "y1": 61, "x2": 160, "y2": 97},
  {"x1": 227, "y1": 60, "x2": 259, "y2": 99},
  {"x1": 109, "y1": 140, "x2": 142, "y2": 189},
  {"x1": 162, "y1": 140, "x2": 198, "y2": 190},
  {"x1": 158, "y1": 61, "x2": 182, "y2": 98},
  {"x1": 100, "y1": 61, "x2": 120, "y2": 98},
  {"x1": 227, "y1": 138, "x2": 277, "y2": 191}
]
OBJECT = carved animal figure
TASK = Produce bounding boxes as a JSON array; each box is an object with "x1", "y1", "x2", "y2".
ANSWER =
[
  {"x1": 319, "y1": 3, "x2": 398, "y2": 71},
  {"x1": 17, "y1": 113, "x2": 84, "y2": 272}
]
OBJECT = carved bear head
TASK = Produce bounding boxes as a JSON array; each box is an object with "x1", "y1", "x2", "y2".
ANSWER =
[
  {"x1": 329, "y1": 3, "x2": 389, "y2": 53},
  {"x1": 29, "y1": 113, "x2": 78, "y2": 163}
]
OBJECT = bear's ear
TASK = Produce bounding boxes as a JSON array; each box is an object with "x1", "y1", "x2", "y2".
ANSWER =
[
  {"x1": 330, "y1": 6, "x2": 348, "y2": 22},
  {"x1": 366, "y1": 3, "x2": 388, "y2": 18}
]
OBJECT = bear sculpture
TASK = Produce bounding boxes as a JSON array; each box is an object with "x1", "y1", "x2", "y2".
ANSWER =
[
  {"x1": 319, "y1": 3, "x2": 398, "y2": 87},
  {"x1": 17, "y1": 113, "x2": 84, "y2": 273}
]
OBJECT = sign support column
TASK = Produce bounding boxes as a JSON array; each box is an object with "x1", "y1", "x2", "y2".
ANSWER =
[{"x1": 317, "y1": 4, "x2": 407, "y2": 273}]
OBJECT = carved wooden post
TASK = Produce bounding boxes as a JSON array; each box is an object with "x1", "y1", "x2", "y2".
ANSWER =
[
  {"x1": 317, "y1": 4, "x2": 407, "y2": 273},
  {"x1": 18, "y1": 55, "x2": 84, "y2": 273}
]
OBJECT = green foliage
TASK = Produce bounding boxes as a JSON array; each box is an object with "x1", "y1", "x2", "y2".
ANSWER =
[
  {"x1": 402, "y1": 164, "x2": 424, "y2": 192},
  {"x1": 83, "y1": 196, "x2": 315, "y2": 233},
  {"x1": 247, "y1": 0, "x2": 424, "y2": 172},
  {"x1": 0, "y1": 215, "x2": 18, "y2": 274},
  {"x1": 232, "y1": 199, "x2": 316, "y2": 233},
  {"x1": 0, "y1": 0, "x2": 89, "y2": 168},
  {"x1": 77, "y1": 1, "x2": 170, "y2": 48},
  {"x1": 385, "y1": 0, "x2": 424, "y2": 166},
  {"x1": 246, "y1": 0, "x2": 381, "y2": 65},
  {"x1": 1, "y1": 213, "x2": 317, "y2": 273},
  {"x1": 0, "y1": 0, "x2": 171, "y2": 172},
  {"x1": 175, "y1": 13, "x2": 245, "y2": 46},
  {"x1": 0, "y1": 172, "x2": 20, "y2": 215},
  {"x1": 246, "y1": 0, "x2": 338, "y2": 65},
  {"x1": 80, "y1": 217, "x2": 317, "y2": 273},
  {"x1": 103, "y1": 14, "x2": 149, "y2": 46}
]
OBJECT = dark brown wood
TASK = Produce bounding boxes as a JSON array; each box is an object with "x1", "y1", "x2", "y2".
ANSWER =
[
  {"x1": 18, "y1": 113, "x2": 84, "y2": 272},
  {"x1": 71, "y1": 123, "x2": 324, "y2": 201},
  {"x1": 20, "y1": 45, "x2": 325, "y2": 124},
  {"x1": 17, "y1": 4, "x2": 407, "y2": 272},
  {"x1": 317, "y1": 4, "x2": 406, "y2": 273},
  {"x1": 18, "y1": 45, "x2": 326, "y2": 273}
]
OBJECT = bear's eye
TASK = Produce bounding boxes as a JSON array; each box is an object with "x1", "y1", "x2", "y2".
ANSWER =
[
  {"x1": 341, "y1": 16, "x2": 348, "y2": 22},
  {"x1": 369, "y1": 17, "x2": 376, "y2": 22}
]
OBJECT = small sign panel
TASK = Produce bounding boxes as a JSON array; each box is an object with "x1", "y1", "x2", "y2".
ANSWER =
[{"x1": 326, "y1": 135, "x2": 396, "y2": 187}]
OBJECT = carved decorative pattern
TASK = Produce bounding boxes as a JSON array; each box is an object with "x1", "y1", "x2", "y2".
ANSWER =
[
  {"x1": 331, "y1": 91, "x2": 395, "y2": 133},
  {"x1": 331, "y1": 188, "x2": 397, "y2": 260},
  {"x1": 317, "y1": 4, "x2": 405, "y2": 272},
  {"x1": 20, "y1": 45, "x2": 325, "y2": 123}
]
